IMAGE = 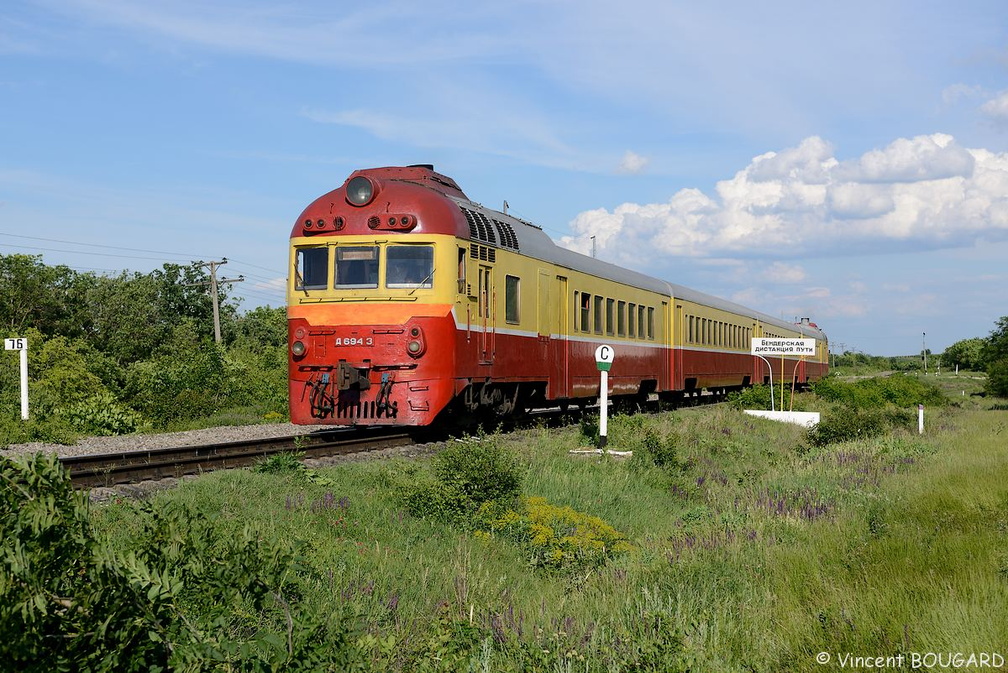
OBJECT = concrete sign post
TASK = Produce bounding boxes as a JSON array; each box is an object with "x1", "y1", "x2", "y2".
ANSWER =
[
  {"x1": 5, "y1": 337, "x2": 28, "y2": 420},
  {"x1": 594, "y1": 345, "x2": 614, "y2": 451}
]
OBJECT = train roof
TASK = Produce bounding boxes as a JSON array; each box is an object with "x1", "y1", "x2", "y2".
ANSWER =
[
  {"x1": 451, "y1": 196, "x2": 827, "y2": 341},
  {"x1": 294, "y1": 164, "x2": 826, "y2": 341}
]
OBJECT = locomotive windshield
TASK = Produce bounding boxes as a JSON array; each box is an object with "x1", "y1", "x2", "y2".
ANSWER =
[
  {"x1": 293, "y1": 243, "x2": 434, "y2": 293},
  {"x1": 386, "y1": 245, "x2": 434, "y2": 289},
  {"x1": 295, "y1": 247, "x2": 328, "y2": 290},
  {"x1": 335, "y1": 246, "x2": 379, "y2": 289}
]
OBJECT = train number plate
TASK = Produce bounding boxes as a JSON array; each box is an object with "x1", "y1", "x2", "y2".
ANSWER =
[{"x1": 335, "y1": 337, "x2": 373, "y2": 346}]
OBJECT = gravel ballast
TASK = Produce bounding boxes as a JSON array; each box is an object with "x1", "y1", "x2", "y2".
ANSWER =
[{"x1": 1, "y1": 423, "x2": 339, "y2": 459}]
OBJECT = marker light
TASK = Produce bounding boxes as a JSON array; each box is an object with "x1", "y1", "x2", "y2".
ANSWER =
[
  {"x1": 406, "y1": 325, "x2": 426, "y2": 357},
  {"x1": 291, "y1": 341, "x2": 307, "y2": 357}
]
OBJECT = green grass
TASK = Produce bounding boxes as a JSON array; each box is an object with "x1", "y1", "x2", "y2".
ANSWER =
[{"x1": 87, "y1": 388, "x2": 1008, "y2": 671}]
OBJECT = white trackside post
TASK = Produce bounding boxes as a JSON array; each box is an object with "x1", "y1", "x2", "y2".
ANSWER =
[
  {"x1": 918, "y1": 404, "x2": 924, "y2": 435},
  {"x1": 599, "y1": 369, "x2": 608, "y2": 450},
  {"x1": 594, "y1": 345, "x2": 615, "y2": 452},
  {"x1": 20, "y1": 346, "x2": 28, "y2": 420},
  {"x1": 5, "y1": 337, "x2": 28, "y2": 420}
]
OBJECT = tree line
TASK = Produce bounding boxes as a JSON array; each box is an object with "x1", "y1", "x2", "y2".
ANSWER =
[
  {"x1": 817, "y1": 326, "x2": 1008, "y2": 396},
  {"x1": 0, "y1": 254, "x2": 287, "y2": 444},
  {"x1": 925, "y1": 321, "x2": 1008, "y2": 396},
  {"x1": 3, "y1": 252, "x2": 1007, "y2": 444}
]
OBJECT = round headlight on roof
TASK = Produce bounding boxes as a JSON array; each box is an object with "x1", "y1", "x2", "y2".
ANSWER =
[{"x1": 345, "y1": 175, "x2": 376, "y2": 207}]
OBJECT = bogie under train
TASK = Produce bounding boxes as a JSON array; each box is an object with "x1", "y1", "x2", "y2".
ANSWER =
[{"x1": 288, "y1": 165, "x2": 828, "y2": 426}]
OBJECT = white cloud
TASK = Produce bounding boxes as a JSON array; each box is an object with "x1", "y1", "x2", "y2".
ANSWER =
[
  {"x1": 617, "y1": 151, "x2": 649, "y2": 174},
  {"x1": 746, "y1": 136, "x2": 836, "y2": 184},
  {"x1": 562, "y1": 133, "x2": 1008, "y2": 262},
  {"x1": 941, "y1": 83, "x2": 985, "y2": 106},
  {"x1": 301, "y1": 78, "x2": 576, "y2": 166},
  {"x1": 827, "y1": 182, "x2": 894, "y2": 219},
  {"x1": 37, "y1": 0, "x2": 511, "y2": 66},
  {"x1": 763, "y1": 262, "x2": 807, "y2": 284},
  {"x1": 980, "y1": 91, "x2": 1008, "y2": 124},
  {"x1": 835, "y1": 134, "x2": 975, "y2": 183}
]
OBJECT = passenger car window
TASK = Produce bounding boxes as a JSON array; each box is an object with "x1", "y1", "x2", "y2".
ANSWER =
[{"x1": 505, "y1": 275, "x2": 520, "y2": 323}]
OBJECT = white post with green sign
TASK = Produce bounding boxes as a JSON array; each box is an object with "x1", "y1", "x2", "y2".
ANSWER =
[
  {"x1": 594, "y1": 344, "x2": 614, "y2": 451},
  {"x1": 5, "y1": 337, "x2": 28, "y2": 420}
]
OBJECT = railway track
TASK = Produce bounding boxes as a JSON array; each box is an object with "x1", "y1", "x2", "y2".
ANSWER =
[
  {"x1": 57, "y1": 393, "x2": 729, "y2": 489},
  {"x1": 60, "y1": 429, "x2": 417, "y2": 489}
]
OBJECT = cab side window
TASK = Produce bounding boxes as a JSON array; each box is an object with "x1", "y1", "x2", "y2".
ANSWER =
[{"x1": 296, "y1": 247, "x2": 328, "y2": 290}]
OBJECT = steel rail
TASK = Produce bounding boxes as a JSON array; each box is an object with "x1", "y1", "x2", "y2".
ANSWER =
[
  {"x1": 58, "y1": 393, "x2": 728, "y2": 489},
  {"x1": 60, "y1": 429, "x2": 415, "y2": 489}
]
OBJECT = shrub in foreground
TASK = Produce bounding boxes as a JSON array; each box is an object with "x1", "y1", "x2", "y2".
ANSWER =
[
  {"x1": 1, "y1": 453, "x2": 170, "y2": 672},
  {"x1": 806, "y1": 407, "x2": 915, "y2": 448},
  {"x1": 402, "y1": 438, "x2": 524, "y2": 520},
  {"x1": 1, "y1": 453, "x2": 363, "y2": 672},
  {"x1": 477, "y1": 496, "x2": 633, "y2": 571},
  {"x1": 727, "y1": 384, "x2": 773, "y2": 411}
]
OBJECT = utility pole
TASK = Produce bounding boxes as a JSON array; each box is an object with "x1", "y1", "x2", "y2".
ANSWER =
[
  {"x1": 832, "y1": 341, "x2": 847, "y2": 368},
  {"x1": 923, "y1": 331, "x2": 927, "y2": 375},
  {"x1": 188, "y1": 259, "x2": 244, "y2": 343}
]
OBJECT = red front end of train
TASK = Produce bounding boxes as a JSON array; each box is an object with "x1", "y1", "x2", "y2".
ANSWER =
[{"x1": 288, "y1": 165, "x2": 472, "y2": 426}]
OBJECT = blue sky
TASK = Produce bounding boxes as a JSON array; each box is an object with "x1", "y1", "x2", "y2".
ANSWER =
[{"x1": 1, "y1": 0, "x2": 1006, "y2": 356}]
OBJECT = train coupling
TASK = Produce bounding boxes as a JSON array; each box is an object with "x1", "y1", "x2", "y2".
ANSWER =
[{"x1": 336, "y1": 361, "x2": 371, "y2": 391}]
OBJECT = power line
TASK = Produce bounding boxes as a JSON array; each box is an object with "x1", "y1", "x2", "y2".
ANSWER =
[
  {"x1": 224, "y1": 267, "x2": 283, "y2": 284},
  {"x1": 227, "y1": 257, "x2": 286, "y2": 275},
  {"x1": 1, "y1": 235, "x2": 286, "y2": 284},
  {"x1": 0, "y1": 242, "x2": 186, "y2": 263},
  {"x1": 0, "y1": 232, "x2": 204, "y2": 259},
  {"x1": 232, "y1": 287, "x2": 284, "y2": 303},
  {"x1": 61, "y1": 265, "x2": 125, "y2": 274}
]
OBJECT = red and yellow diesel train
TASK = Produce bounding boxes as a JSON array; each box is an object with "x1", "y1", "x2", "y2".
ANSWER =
[{"x1": 287, "y1": 164, "x2": 828, "y2": 426}]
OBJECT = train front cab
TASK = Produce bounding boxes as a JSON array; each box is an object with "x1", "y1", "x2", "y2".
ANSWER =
[{"x1": 287, "y1": 234, "x2": 462, "y2": 426}]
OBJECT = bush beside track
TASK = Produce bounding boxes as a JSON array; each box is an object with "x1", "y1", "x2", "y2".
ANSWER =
[{"x1": 0, "y1": 254, "x2": 289, "y2": 446}]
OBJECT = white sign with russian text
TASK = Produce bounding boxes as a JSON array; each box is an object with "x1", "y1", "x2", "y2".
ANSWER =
[{"x1": 750, "y1": 337, "x2": 816, "y2": 356}]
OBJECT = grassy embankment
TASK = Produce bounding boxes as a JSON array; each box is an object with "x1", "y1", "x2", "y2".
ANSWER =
[{"x1": 76, "y1": 372, "x2": 1006, "y2": 670}]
